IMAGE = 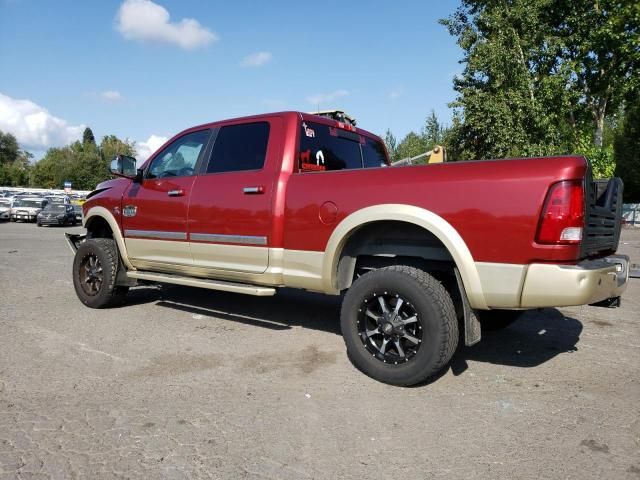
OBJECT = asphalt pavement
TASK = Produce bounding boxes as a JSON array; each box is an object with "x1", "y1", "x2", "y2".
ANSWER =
[{"x1": 1, "y1": 222, "x2": 639, "y2": 479}]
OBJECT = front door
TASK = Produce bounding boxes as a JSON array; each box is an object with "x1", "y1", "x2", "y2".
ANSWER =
[
  {"x1": 122, "y1": 129, "x2": 211, "y2": 266},
  {"x1": 188, "y1": 119, "x2": 279, "y2": 273}
]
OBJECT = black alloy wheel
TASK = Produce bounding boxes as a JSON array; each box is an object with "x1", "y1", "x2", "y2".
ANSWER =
[
  {"x1": 357, "y1": 292, "x2": 423, "y2": 365},
  {"x1": 341, "y1": 266, "x2": 459, "y2": 386},
  {"x1": 79, "y1": 253, "x2": 104, "y2": 296},
  {"x1": 72, "y1": 238, "x2": 129, "y2": 308}
]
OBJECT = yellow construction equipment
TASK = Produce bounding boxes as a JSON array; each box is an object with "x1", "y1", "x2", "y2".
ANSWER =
[{"x1": 391, "y1": 145, "x2": 446, "y2": 166}]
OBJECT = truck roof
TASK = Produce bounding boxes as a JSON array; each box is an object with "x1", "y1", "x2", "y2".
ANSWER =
[{"x1": 184, "y1": 111, "x2": 381, "y2": 142}]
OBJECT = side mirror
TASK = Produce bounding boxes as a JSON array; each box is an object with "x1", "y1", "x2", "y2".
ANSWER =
[{"x1": 110, "y1": 155, "x2": 138, "y2": 179}]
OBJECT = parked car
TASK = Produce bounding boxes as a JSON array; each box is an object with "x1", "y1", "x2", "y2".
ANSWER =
[
  {"x1": 67, "y1": 111, "x2": 629, "y2": 386},
  {"x1": 37, "y1": 203, "x2": 77, "y2": 227},
  {"x1": 46, "y1": 195, "x2": 70, "y2": 205},
  {"x1": 10, "y1": 197, "x2": 47, "y2": 222},
  {"x1": 0, "y1": 198, "x2": 11, "y2": 221},
  {"x1": 72, "y1": 204, "x2": 83, "y2": 223}
]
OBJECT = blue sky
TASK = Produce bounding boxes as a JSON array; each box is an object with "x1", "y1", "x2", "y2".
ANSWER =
[{"x1": 0, "y1": 0, "x2": 463, "y2": 160}]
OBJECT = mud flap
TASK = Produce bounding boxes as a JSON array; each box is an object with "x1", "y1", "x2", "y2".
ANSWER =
[
  {"x1": 64, "y1": 233, "x2": 86, "y2": 254},
  {"x1": 454, "y1": 267, "x2": 481, "y2": 346}
]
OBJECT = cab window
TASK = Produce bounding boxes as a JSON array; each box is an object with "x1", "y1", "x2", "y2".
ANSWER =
[
  {"x1": 147, "y1": 130, "x2": 210, "y2": 179},
  {"x1": 298, "y1": 121, "x2": 387, "y2": 172},
  {"x1": 362, "y1": 137, "x2": 388, "y2": 168},
  {"x1": 206, "y1": 122, "x2": 270, "y2": 174}
]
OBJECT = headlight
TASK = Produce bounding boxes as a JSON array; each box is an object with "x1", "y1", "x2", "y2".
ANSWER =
[{"x1": 57, "y1": 215, "x2": 65, "y2": 219}]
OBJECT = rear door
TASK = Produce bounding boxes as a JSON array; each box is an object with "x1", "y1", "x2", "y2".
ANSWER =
[
  {"x1": 122, "y1": 129, "x2": 211, "y2": 266},
  {"x1": 188, "y1": 119, "x2": 280, "y2": 273}
]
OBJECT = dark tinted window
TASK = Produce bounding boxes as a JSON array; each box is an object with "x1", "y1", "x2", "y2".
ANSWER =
[
  {"x1": 362, "y1": 137, "x2": 388, "y2": 168},
  {"x1": 207, "y1": 122, "x2": 270, "y2": 174},
  {"x1": 299, "y1": 121, "x2": 362, "y2": 172}
]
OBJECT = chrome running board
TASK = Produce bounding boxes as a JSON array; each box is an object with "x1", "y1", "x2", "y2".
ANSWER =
[{"x1": 126, "y1": 270, "x2": 276, "y2": 296}]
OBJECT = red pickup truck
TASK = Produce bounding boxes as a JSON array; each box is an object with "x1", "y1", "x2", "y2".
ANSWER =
[{"x1": 68, "y1": 111, "x2": 629, "y2": 386}]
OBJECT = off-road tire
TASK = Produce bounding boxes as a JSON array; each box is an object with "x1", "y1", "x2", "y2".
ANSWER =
[
  {"x1": 341, "y1": 266, "x2": 458, "y2": 386},
  {"x1": 37, "y1": 222, "x2": 42, "y2": 227},
  {"x1": 72, "y1": 238, "x2": 129, "y2": 308},
  {"x1": 477, "y1": 309, "x2": 523, "y2": 331}
]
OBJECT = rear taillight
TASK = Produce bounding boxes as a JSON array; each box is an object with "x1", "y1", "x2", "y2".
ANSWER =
[{"x1": 536, "y1": 180, "x2": 584, "y2": 244}]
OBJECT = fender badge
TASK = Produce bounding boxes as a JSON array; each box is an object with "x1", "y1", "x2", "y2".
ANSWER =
[{"x1": 123, "y1": 205, "x2": 137, "y2": 217}]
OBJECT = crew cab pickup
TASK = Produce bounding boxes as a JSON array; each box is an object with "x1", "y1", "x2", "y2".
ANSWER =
[{"x1": 68, "y1": 111, "x2": 629, "y2": 386}]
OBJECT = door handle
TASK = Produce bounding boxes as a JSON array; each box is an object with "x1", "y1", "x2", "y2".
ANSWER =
[
  {"x1": 167, "y1": 189, "x2": 184, "y2": 197},
  {"x1": 243, "y1": 186, "x2": 265, "y2": 194}
]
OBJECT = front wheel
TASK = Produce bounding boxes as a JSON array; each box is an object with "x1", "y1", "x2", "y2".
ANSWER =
[
  {"x1": 72, "y1": 238, "x2": 129, "y2": 308},
  {"x1": 341, "y1": 266, "x2": 458, "y2": 386}
]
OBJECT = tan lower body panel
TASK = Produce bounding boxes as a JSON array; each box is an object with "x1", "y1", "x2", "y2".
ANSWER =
[
  {"x1": 125, "y1": 238, "x2": 193, "y2": 265},
  {"x1": 475, "y1": 262, "x2": 527, "y2": 308},
  {"x1": 126, "y1": 240, "x2": 626, "y2": 309},
  {"x1": 129, "y1": 248, "x2": 326, "y2": 292},
  {"x1": 520, "y1": 262, "x2": 627, "y2": 308},
  {"x1": 190, "y1": 242, "x2": 269, "y2": 274}
]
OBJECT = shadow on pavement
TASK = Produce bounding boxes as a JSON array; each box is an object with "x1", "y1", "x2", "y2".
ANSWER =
[
  {"x1": 450, "y1": 308, "x2": 583, "y2": 375},
  {"x1": 125, "y1": 284, "x2": 583, "y2": 373},
  {"x1": 130, "y1": 284, "x2": 343, "y2": 335}
]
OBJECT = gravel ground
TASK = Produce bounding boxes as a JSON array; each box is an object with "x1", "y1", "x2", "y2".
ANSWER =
[{"x1": 1, "y1": 222, "x2": 639, "y2": 480}]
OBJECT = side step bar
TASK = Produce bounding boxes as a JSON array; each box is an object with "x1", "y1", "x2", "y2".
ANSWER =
[{"x1": 126, "y1": 270, "x2": 277, "y2": 296}]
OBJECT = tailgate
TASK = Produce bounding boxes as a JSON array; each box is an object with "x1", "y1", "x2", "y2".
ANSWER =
[{"x1": 582, "y1": 175, "x2": 624, "y2": 258}]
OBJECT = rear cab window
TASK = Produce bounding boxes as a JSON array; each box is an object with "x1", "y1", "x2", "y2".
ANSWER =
[
  {"x1": 206, "y1": 122, "x2": 270, "y2": 174},
  {"x1": 298, "y1": 120, "x2": 388, "y2": 173}
]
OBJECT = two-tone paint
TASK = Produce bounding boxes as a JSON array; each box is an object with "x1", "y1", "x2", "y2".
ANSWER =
[{"x1": 82, "y1": 111, "x2": 625, "y2": 310}]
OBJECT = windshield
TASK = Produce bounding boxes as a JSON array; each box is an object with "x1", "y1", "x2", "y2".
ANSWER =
[
  {"x1": 44, "y1": 204, "x2": 67, "y2": 212},
  {"x1": 13, "y1": 199, "x2": 43, "y2": 208}
]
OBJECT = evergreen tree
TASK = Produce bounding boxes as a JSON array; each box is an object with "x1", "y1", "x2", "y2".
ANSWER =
[
  {"x1": 82, "y1": 127, "x2": 96, "y2": 145},
  {"x1": 614, "y1": 93, "x2": 640, "y2": 202}
]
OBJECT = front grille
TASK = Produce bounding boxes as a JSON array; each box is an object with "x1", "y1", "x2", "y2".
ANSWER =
[{"x1": 581, "y1": 177, "x2": 623, "y2": 257}]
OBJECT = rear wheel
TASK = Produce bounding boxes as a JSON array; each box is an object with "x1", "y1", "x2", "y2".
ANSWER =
[
  {"x1": 341, "y1": 266, "x2": 458, "y2": 386},
  {"x1": 72, "y1": 238, "x2": 129, "y2": 308},
  {"x1": 477, "y1": 309, "x2": 523, "y2": 331}
]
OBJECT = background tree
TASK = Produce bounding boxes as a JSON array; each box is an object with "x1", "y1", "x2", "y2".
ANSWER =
[
  {"x1": 100, "y1": 135, "x2": 136, "y2": 163},
  {"x1": 0, "y1": 131, "x2": 20, "y2": 165},
  {"x1": 29, "y1": 134, "x2": 137, "y2": 190},
  {"x1": 395, "y1": 132, "x2": 428, "y2": 161},
  {"x1": 383, "y1": 129, "x2": 398, "y2": 162},
  {"x1": 439, "y1": 0, "x2": 639, "y2": 177},
  {"x1": 423, "y1": 111, "x2": 444, "y2": 147},
  {"x1": 0, "y1": 131, "x2": 33, "y2": 186},
  {"x1": 82, "y1": 127, "x2": 96, "y2": 146},
  {"x1": 440, "y1": 0, "x2": 566, "y2": 160},
  {"x1": 614, "y1": 91, "x2": 640, "y2": 202},
  {"x1": 556, "y1": 0, "x2": 640, "y2": 147}
]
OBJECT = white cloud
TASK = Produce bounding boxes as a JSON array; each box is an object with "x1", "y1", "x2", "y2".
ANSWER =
[
  {"x1": 0, "y1": 92, "x2": 84, "y2": 150},
  {"x1": 389, "y1": 88, "x2": 403, "y2": 100},
  {"x1": 240, "y1": 51, "x2": 272, "y2": 67},
  {"x1": 100, "y1": 90, "x2": 124, "y2": 102},
  {"x1": 136, "y1": 134, "x2": 168, "y2": 163},
  {"x1": 306, "y1": 89, "x2": 349, "y2": 106},
  {"x1": 116, "y1": 0, "x2": 217, "y2": 50}
]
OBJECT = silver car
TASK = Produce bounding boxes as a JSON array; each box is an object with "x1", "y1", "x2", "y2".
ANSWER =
[
  {"x1": 0, "y1": 198, "x2": 11, "y2": 221},
  {"x1": 10, "y1": 197, "x2": 48, "y2": 222}
]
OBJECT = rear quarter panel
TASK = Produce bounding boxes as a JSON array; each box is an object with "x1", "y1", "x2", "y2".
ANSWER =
[{"x1": 283, "y1": 156, "x2": 587, "y2": 264}]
